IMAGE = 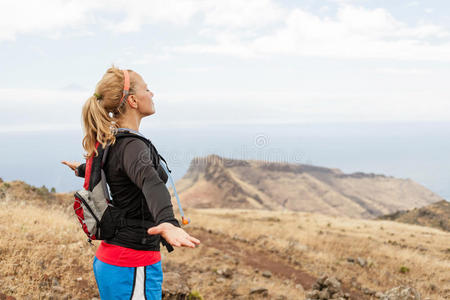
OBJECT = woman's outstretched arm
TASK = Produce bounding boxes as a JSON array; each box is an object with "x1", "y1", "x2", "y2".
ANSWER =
[
  {"x1": 61, "y1": 161, "x2": 86, "y2": 178},
  {"x1": 122, "y1": 139, "x2": 200, "y2": 248}
]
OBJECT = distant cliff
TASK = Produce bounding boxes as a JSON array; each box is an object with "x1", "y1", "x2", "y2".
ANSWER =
[{"x1": 171, "y1": 155, "x2": 443, "y2": 219}]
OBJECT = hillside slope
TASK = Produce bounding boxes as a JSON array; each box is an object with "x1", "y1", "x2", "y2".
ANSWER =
[
  {"x1": 378, "y1": 200, "x2": 450, "y2": 232},
  {"x1": 173, "y1": 155, "x2": 443, "y2": 219},
  {"x1": 0, "y1": 184, "x2": 449, "y2": 299}
]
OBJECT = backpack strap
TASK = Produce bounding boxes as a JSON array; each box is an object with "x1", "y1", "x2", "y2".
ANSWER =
[
  {"x1": 158, "y1": 154, "x2": 171, "y2": 173},
  {"x1": 115, "y1": 132, "x2": 161, "y2": 167},
  {"x1": 100, "y1": 145, "x2": 112, "y2": 203},
  {"x1": 85, "y1": 142, "x2": 109, "y2": 192}
]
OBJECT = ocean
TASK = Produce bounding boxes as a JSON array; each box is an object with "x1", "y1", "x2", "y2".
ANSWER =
[{"x1": 1, "y1": 121, "x2": 449, "y2": 201}]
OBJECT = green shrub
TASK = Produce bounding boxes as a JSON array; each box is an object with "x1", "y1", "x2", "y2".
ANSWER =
[
  {"x1": 36, "y1": 185, "x2": 50, "y2": 197},
  {"x1": 399, "y1": 266, "x2": 410, "y2": 274},
  {"x1": 188, "y1": 291, "x2": 203, "y2": 300}
]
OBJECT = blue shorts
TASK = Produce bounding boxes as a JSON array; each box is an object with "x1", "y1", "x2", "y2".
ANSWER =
[{"x1": 93, "y1": 256, "x2": 163, "y2": 300}]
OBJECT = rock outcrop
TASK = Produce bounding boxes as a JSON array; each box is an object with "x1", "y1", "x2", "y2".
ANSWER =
[
  {"x1": 172, "y1": 155, "x2": 443, "y2": 219},
  {"x1": 305, "y1": 274, "x2": 350, "y2": 300}
]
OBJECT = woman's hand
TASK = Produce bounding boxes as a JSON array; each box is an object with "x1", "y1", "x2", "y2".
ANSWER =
[
  {"x1": 147, "y1": 222, "x2": 200, "y2": 248},
  {"x1": 61, "y1": 161, "x2": 81, "y2": 174}
]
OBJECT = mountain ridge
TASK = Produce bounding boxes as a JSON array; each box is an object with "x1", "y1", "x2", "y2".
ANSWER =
[{"x1": 172, "y1": 154, "x2": 443, "y2": 219}]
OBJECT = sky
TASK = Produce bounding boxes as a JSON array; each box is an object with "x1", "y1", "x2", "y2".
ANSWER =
[{"x1": 1, "y1": 0, "x2": 449, "y2": 133}]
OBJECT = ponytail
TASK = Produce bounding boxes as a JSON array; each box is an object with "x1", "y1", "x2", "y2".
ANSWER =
[
  {"x1": 81, "y1": 66, "x2": 136, "y2": 159},
  {"x1": 81, "y1": 95, "x2": 116, "y2": 159}
]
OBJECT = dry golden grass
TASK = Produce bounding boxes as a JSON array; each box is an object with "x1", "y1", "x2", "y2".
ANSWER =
[
  {"x1": 0, "y1": 196, "x2": 449, "y2": 299},
  {"x1": 180, "y1": 208, "x2": 450, "y2": 299},
  {"x1": 0, "y1": 201, "x2": 99, "y2": 299}
]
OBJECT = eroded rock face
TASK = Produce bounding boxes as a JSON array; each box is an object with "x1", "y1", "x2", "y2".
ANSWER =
[
  {"x1": 178, "y1": 154, "x2": 443, "y2": 219},
  {"x1": 162, "y1": 272, "x2": 190, "y2": 300}
]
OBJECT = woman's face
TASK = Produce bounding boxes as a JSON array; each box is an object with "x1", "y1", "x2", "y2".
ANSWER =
[{"x1": 132, "y1": 73, "x2": 155, "y2": 116}]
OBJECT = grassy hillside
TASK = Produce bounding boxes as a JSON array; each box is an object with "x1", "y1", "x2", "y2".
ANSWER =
[
  {"x1": 378, "y1": 200, "x2": 450, "y2": 232},
  {"x1": 0, "y1": 190, "x2": 449, "y2": 299}
]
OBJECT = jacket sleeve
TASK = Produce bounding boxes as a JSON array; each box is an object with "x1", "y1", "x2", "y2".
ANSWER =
[
  {"x1": 75, "y1": 163, "x2": 86, "y2": 178},
  {"x1": 121, "y1": 139, "x2": 180, "y2": 228}
]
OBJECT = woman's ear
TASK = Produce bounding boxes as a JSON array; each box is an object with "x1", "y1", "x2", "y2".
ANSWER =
[{"x1": 127, "y1": 94, "x2": 138, "y2": 109}]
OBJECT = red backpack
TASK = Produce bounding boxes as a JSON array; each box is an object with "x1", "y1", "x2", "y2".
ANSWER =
[{"x1": 73, "y1": 137, "x2": 120, "y2": 242}]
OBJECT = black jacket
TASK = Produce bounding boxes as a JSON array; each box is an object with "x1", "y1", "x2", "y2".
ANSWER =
[{"x1": 76, "y1": 134, "x2": 180, "y2": 251}]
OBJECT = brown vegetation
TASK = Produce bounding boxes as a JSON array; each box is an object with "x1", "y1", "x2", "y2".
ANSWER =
[
  {"x1": 0, "y1": 179, "x2": 449, "y2": 299},
  {"x1": 378, "y1": 200, "x2": 450, "y2": 232}
]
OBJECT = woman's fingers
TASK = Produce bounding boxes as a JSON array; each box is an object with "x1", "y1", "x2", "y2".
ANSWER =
[
  {"x1": 172, "y1": 233, "x2": 199, "y2": 248},
  {"x1": 147, "y1": 226, "x2": 162, "y2": 235},
  {"x1": 150, "y1": 223, "x2": 201, "y2": 249},
  {"x1": 61, "y1": 161, "x2": 79, "y2": 171},
  {"x1": 179, "y1": 238, "x2": 195, "y2": 248},
  {"x1": 182, "y1": 233, "x2": 201, "y2": 247},
  {"x1": 168, "y1": 236, "x2": 193, "y2": 248},
  {"x1": 179, "y1": 232, "x2": 200, "y2": 247},
  {"x1": 172, "y1": 240, "x2": 181, "y2": 247},
  {"x1": 188, "y1": 236, "x2": 201, "y2": 245},
  {"x1": 61, "y1": 161, "x2": 72, "y2": 170}
]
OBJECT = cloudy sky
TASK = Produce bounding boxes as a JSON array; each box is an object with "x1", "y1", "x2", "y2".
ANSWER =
[{"x1": 1, "y1": 0, "x2": 449, "y2": 132}]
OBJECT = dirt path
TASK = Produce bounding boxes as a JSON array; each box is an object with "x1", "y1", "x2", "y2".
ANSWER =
[{"x1": 191, "y1": 227, "x2": 367, "y2": 299}]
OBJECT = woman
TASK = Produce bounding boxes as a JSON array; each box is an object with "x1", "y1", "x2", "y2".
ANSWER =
[{"x1": 62, "y1": 66, "x2": 200, "y2": 299}]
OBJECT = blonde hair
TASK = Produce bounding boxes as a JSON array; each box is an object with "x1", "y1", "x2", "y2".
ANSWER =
[{"x1": 81, "y1": 66, "x2": 137, "y2": 159}]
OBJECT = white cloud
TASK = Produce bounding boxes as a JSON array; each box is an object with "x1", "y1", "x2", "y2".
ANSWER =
[
  {"x1": 0, "y1": 87, "x2": 87, "y2": 104},
  {"x1": 2, "y1": 1, "x2": 449, "y2": 62},
  {"x1": 374, "y1": 67, "x2": 431, "y2": 75},
  {"x1": 0, "y1": 88, "x2": 87, "y2": 132},
  {"x1": 1, "y1": 0, "x2": 283, "y2": 40},
  {"x1": 0, "y1": 1, "x2": 449, "y2": 133},
  {"x1": 200, "y1": 0, "x2": 285, "y2": 29},
  {"x1": 101, "y1": 0, "x2": 201, "y2": 33},
  {"x1": 88, "y1": 0, "x2": 286, "y2": 34},
  {"x1": 0, "y1": 0, "x2": 100, "y2": 41},
  {"x1": 1, "y1": 0, "x2": 283, "y2": 39},
  {"x1": 406, "y1": 1, "x2": 420, "y2": 7},
  {"x1": 171, "y1": 5, "x2": 450, "y2": 61},
  {"x1": 0, "y1": 123, "x2": 81, "y2": 133},
  {"x1": 154, "y1": 89, "x2": 450, "y2": 123},
  {"x1": 128, "y1": 52, "x2": 172, "y2": 65},
  {"x1": 172, "y1": 33, "x2": 260, "y2": 59},
  {"x1": 1, "y1": 86, "x2": 449, "y2": 133},
  {"x1": 0, "y1": 0, "x2": 202, "y2": 40}
]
